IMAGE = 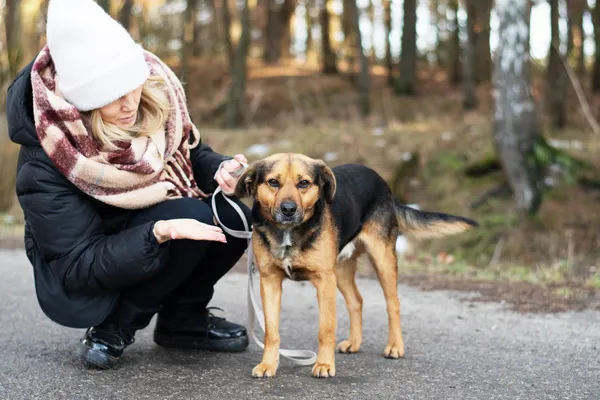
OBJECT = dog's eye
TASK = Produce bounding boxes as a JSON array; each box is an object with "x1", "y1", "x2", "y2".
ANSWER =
[
  {"x1": 268, "y1": 179, "x2": 279, "y2": 188},
  {"x1": 297, "y1": 180, "x2": 310, "y2": 189}
]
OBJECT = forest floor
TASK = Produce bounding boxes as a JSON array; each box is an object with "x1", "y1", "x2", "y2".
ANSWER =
[{"x1": 2, "y1": 56, "x2": 600, "y2": 312}]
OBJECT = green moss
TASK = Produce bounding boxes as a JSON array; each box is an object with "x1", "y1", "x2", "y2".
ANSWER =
[
  {"x1": 552, "y1": 287, "x2": 573, "y2": 297},
  {"x1": 585, "y1": 273, "x2": 600, "y2": 288},
  {"x1": 446, "y1": 262, "x2": 470, "y2": 274},
  {"x1": 475, "y1": 269, "x2": 500, "y2": 281}
]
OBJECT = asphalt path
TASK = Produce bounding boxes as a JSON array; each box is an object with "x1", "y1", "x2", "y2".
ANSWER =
[{"x1": 1, "y1": 249, "x2": 598, "y2": 399}]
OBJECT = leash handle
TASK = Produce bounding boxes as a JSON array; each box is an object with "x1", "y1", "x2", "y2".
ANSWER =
[{"x1": 210, "y1": 165, "x2": 318, "y2": 366}]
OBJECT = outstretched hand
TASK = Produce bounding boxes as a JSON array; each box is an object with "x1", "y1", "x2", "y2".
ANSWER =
[{"x1": 153, "y1": 218, "x2": 227, "y2": 244}]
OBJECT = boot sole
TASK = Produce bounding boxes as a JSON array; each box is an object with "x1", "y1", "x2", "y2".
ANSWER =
[
  {"x1": 77, "y1": 342, "x2": 119, "y2": 369},
  {"x1": 153, "y1": 331, "x2": 249, "y2": 352}
]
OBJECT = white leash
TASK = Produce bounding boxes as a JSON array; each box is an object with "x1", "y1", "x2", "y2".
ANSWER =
[{"x1": 211, "y1": 162, "x2": 317, "y2": 366}]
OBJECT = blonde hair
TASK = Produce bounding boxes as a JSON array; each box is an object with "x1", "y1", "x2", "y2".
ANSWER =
[{"x1": 89, "y1": 74, "x2": 171, "y2": 149}]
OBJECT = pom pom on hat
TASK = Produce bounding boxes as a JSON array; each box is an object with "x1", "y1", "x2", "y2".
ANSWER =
[{"x1": 46, "y1": 0, "x2": 150, "y2": 111}]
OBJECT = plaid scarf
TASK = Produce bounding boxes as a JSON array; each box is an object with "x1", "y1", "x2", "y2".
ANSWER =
[{"x1": 31, "y1": 45, "x2": 208, "y2": 210}]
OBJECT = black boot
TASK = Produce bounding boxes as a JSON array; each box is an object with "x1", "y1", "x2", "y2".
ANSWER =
[
  {"x1": 78, "y1": 320, "x2": 136, "y2": 369},
  {"x1": 154, "y1": 305, "x2": 249, "y2": 352}
]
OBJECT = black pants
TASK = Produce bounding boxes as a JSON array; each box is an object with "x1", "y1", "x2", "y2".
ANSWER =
[{"x1": 109, "y1": 195, "x2": 251, "y2": 329}]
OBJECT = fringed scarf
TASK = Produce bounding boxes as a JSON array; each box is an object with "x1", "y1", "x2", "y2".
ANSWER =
[{"x1": 31, "y1": 45, "x2": 208, "y2": 209}]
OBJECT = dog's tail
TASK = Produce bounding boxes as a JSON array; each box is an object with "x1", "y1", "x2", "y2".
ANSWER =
[{"x1": 394, "y1": 199, "x2": 478, "y2": 239}]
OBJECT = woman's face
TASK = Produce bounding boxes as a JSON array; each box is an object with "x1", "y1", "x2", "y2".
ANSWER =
[{"x1": 98, "y1": 85, "x2": 143, "y2": 128}]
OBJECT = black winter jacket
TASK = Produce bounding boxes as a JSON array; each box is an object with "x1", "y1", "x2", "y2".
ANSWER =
[{"x1": 6, "y1": 60, "x2": 231, "y2": 328}]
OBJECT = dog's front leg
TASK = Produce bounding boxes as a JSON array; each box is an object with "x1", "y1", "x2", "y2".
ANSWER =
[
  {"x1": 311, "y1": 271, "x2": 337, "y2": 378},
  {"x1": 252, "y1": 272, "x2": 283, "y2": 378}
]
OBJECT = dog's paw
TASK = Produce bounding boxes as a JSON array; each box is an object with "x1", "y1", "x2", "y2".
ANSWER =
[
  {"x1": 384, "y1": 341, "x2": 405, "y2": 359},
  {"x1": 312, "y1": 362, "x2": 335, "y2": 378},
  {"x1": 252, "y1": 362, "x2": 278, "y2": 378},
  {"x1": 336, "y1": 339, "x2": 361, "y2": 354}
]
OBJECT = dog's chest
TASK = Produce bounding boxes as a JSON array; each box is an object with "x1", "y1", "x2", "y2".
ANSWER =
[{"x1": 274, "y1": 230, "x2": 296, "y2": 278}]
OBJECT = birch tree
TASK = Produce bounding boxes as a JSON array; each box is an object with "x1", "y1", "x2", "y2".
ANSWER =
[{"x1": 493, "y1": 0, "x2": 543, "y2": 215}]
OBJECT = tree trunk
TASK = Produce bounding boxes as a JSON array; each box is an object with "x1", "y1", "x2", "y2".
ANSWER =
[
  {"x1": 465, "y1": 0, "x2": 478, "y2": 82},
  {"x1": 98, "y1": 0, "x2": 111, "y2": 14},
  {"x1": 342, "y1": 0, "x2": 356, "y2": 73},
  {"x1": 1, "y1": 0, "x2": 21, "y2": 211},
  {"x1": 264, "y1": 0, "x2": 282, "y2": 63},
  {"x1": 306, "y1": 0, "x2": 313, "y2": 60},
  {"x1": 449, "y1": 0, "x2": 461, "y2": 85},
  {"x1": 368, "y1": 0, "x2": 376, "y2": 64},
  {"x1": 280, "y1": 0, "x2": 295, "y2": 60},
  {"x1": 385, "y1": 0, "x2": 393, "y2": 85},
  {"x1": 576, "y1": 2, "x2": 586, "y2": 75},
  {"x1": 222, "y1": 0, "x2": 234, "y2": 68},
  {"x1": 476, "y1": 0, "x2": 492, "y2": 82},
  {"x1": 463, "y1": 0, "x2": 477, "y2": 109},
  {"x1": 181, "y1": 0, "x2": 198, "y2": 82},
  {"x1": 347, "y1": 0, "x2": 370, "y2": 115},
  {"x1": 430, "y1": 0, "x2": 442, "y2": 67},
  {"x1": 592, "y1": 3, "x2": 600, "y2": 92},
  {"x1": 137, "y1": 3, "x2": 150, "y2": 45},
  {"x1": 568, "y1": 0, "x2": 587, "y2": 76},
  {"x1": 205, "y1": 0, "x2": 219, "y2": 54},
  {"x1": 224, "y1": 0, "x2": 251, "y2": 128},
  {"x1": 546, "y1": 0, "x2": 567, "y2": 128},
  {"x1": 193, "y1": 0, "x2": 204, "y2": 57},
  {"x1": 4, "y1": 0, "x2": 22, "y2": 80},
  {"x1": 118, "y1": 0, "x2": 134, "y2": 31},
  {"x1": 321, "y1": 0, "x2": 338, "y2": 73},
  {"x1": 394, "y1": 0, "x2": 417, "y2": 95},
  {"x1": 36, "y1": 1, "x2": 50, "y2": 50},
  {"x1": 493, "y1": 0, "x2": 543, "y2": 216}
]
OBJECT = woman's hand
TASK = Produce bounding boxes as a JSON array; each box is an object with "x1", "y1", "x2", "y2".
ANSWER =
[
  {"x1": 215, "y1": 154, "x2": 248, "y2": 195},
  {"x1": 153, "y1": 218, "x2": 227, "y2": 244}
]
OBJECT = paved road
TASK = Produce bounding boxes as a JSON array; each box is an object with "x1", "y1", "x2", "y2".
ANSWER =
[{"x1": 1, "y1": 249, "x2": 599, "y2": 400}]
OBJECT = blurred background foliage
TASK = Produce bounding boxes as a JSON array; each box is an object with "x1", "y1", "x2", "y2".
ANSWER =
[{"x1": 1, "y1": 0, "x2": 600, "y2": 292}]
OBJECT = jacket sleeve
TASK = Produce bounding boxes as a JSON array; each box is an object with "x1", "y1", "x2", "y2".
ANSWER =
[
  {"x1": 189, "y1": 139, "x2": 232, "y2": 194},
  {"x1": 16, "y1": 159, "x2": 171, "y2": 295}
]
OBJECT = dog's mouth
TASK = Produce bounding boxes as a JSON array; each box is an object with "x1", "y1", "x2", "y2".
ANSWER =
[
  {"x1": 272, "y1": 208, "x2": 303, "y2": 225},
  {"x1": 273, "y1": 210, "x2": 302, "y2": 225}
]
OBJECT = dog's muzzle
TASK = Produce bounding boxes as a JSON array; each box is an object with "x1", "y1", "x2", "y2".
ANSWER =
[{"x1": 274, "y1": 201, "x2": 302, "y2": 224}]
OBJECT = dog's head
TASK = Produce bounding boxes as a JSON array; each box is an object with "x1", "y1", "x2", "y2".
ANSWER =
[{"x1": 234, "y1": 153, "x2": 336, "y2": 225}]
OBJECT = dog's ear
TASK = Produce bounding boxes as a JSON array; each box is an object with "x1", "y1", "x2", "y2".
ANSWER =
[
  {"x1": 317, "y1": 161, "x2": 336, "y2": 203},
  {"x1": 234, "y1": 161, "x2": 259, "y2": 199}
]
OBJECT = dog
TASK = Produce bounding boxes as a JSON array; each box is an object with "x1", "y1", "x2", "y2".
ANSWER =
[{"x1": 234, "y1": 153, "x2": 478, "y2": 378}]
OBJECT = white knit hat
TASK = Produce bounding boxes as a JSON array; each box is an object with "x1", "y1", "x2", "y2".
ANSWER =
[{"x1": 46, "y1": 0, "x2": 150, "y2": 111}]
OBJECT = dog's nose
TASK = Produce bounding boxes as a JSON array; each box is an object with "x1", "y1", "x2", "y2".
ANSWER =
[{"x1": 281, "y1": 201, "x2": 297, "y2": 217}]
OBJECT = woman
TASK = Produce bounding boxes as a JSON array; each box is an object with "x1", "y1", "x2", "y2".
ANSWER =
[{"x1": 6, "y1": 0, "x2": 252, "y2": 369}]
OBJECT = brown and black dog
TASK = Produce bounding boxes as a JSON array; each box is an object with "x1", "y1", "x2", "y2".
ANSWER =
[{"x1": 234, "y1": 153, "x2": 478, "y2": 378}]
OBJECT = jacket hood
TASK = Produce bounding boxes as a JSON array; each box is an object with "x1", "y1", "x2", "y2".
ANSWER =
[{"x1": 6, "y1": 60, "x2": 40, "y2": 147}]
